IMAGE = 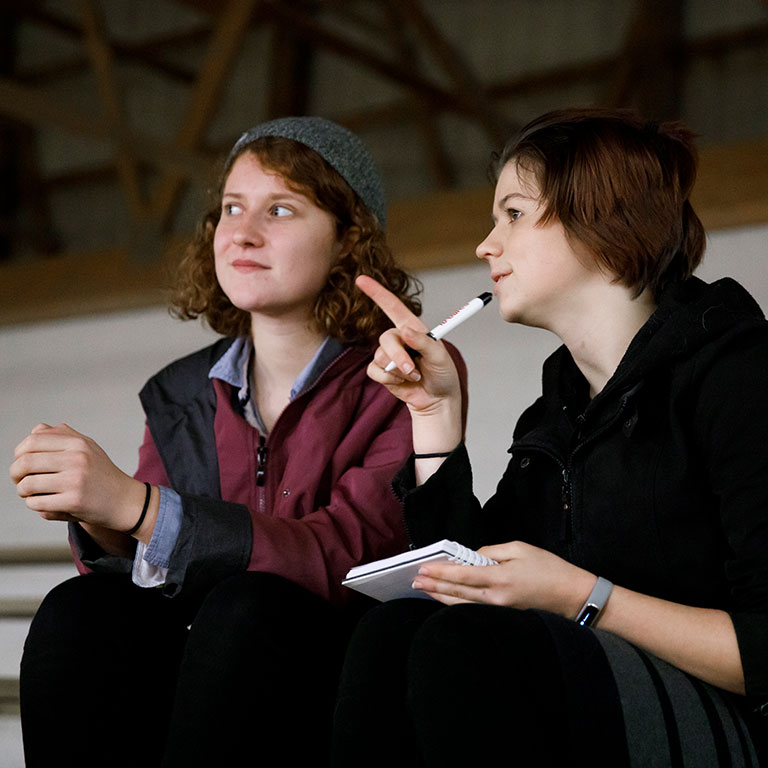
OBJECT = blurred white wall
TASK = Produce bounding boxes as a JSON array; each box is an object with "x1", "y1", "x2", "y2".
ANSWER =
[{"x1": 2, "y1": 222, "x2": 767, "y2": 547}]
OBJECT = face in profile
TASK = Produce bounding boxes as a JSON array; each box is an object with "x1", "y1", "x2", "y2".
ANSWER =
[
  {"x1": 213, "y1": 151, "x2": 346, "y2": 324},
  {"x1": 475, "y1": 160, "x2": 603, "y2": 331}
]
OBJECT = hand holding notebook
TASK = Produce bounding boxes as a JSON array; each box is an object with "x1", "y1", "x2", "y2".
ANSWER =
[{"x1": 342, "y1": 539, "x2": 496, "y2": 601}]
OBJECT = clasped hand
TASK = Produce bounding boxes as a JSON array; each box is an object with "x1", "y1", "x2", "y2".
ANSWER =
[
  {"x1": 412, "y1": 540, "x2": 596, "y2": 619},
  {"x1": 10, "y1": 423, "x2": 147, "y2": 533}
]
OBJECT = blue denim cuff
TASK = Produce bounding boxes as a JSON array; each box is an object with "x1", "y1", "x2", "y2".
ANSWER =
[{"x1": 143, "y1": 486, "x2": 182, "y2": 568}]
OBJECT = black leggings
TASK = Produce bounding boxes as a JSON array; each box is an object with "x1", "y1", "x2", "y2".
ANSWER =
[
  {"x1": 332, "y1": 599, "x2": 762, "y2": 768},
  {"x1": 21, "y1": 571, "x2": 358, "y2": 767}
]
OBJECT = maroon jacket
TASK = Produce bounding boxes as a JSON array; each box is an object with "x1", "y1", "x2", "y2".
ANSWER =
[{"x1": 73, "y1": 337, "x2": 467, "y2": 606}]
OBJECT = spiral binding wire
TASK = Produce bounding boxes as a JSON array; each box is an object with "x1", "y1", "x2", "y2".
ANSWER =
[{"x1": 448, "y1": 542, "x2": 496, "y2": 566}]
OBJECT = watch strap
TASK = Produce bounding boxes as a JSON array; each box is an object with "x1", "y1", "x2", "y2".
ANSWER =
[{"x1": 575, "y1": 576, "x2": 613, "y2": 627}]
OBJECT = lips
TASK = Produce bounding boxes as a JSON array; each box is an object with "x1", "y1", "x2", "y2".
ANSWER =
[
  {"x1": 491, "y1": 272, "x2": 510, "y2": 292},
  {"x1": 231, "y1": 259, "x2": 268, "y2": 272}
]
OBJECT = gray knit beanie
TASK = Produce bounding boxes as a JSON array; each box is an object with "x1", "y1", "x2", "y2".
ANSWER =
[{"x1": 226, "y1": 116, "x2": 387, "y2": 229}]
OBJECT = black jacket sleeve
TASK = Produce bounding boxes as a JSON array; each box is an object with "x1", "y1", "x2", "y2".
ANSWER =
[{"x1": 395, "y1": 442, "x2": 520, "y2": 551}]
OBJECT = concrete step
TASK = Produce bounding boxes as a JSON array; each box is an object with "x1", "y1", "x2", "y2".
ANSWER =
[
  {"x1": 0, "y1": 548, "x2": 80, "y2": 766},
  {"x1": 0, "y1": 553, "x2": 78, "y2": 721},
  {"x1": 0, "y1": 714, "x2": 24, "y2": 768},
  {"x1": 0, "y1": 545, "x2": 72, "y2": 565},
  {"x1": 0, "y1": 678, "x2": 19, "y2": 716},
  {"x1": 0, "y1": 598, "x2": 41, "y2": 619}
]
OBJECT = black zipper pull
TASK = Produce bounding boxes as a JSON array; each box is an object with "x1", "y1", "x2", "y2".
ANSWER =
[{"x1": 256, "y1": 435, "x2": 268, "y2": 487}]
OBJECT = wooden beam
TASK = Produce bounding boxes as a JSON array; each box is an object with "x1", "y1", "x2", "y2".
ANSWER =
[
  {"x1": 336, "y1": 100, "x2": 416, "y2": 132},
  {"x1": 260, "y1": 0, "x2": 471, "y2": 118},
  {"x1": 0, "y1": 77, "x2": 214, "y2": 184},
  {"x1": 266, "y1": 12, "x2": 314, "y2": 119},
  {"x1": 388, "y1": 185, "x2": 492, "y2": 270},
  {"x1": 338, "y1": 19, "x2": 768, "y2": 133},
  {"x1": 389, "y1": 136, "x2": 768, "y2": 271},
  {"x1": 1, "y1": 137, "x2": 767, "y2": 326},
  {"x1": 43, "y1": 137, "x2": 237, "y2": 190},
  {"x1": 6, "y1": 123, "x2": 61, "y2": 257},
  {"x1": 693, "y1": 136, "x2": 768, "y2": 230},
  {"x1": 490, "y1": 57, "x2": 616, "y2": 100},
  {"x1": 0, "y1": 238, "x2": 185, "y2": 326},
  {"x1": 150, "y1": 0, "x2": 261, "y2": 227},
  {"x1": 20, "y1": 47, "x2": 199, "y2": 89},
  {"x1": 488, "y1": 22, "x2": 768, "y2": 101},
  {"x1": 387, "y1": 0, "x2": 510, "y2": 147},
  {"x1": 686, "y1": 20, "x2": 768, "y2": 58},
  {"x1": 77, "y1": 0, "x2": 147, "y2": 222},
  {"x1": 0, "y1": 75, "x2": 109, "y2": 139},
  {"x1": 321, "y1": 0, "x2": 393, "y2": 36},
  {"x1": 0, "y1": 7, "x2": 20, "y2": 262},
  {"x1": 601, "y1": 0, "x2": 685, "y2": 118},
  {"x1": 383, "y1": 0, "x2": 453, "y2": 188},
  {"x1": 15, "y1": 5, "x2": 210, "y2": 84}
]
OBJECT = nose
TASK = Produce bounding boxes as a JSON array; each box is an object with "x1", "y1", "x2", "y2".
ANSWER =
[
  {"x1": 475, "y1": 225, "x2": 500, "y2": 262},
  {"x1": 232, "y1": 213, "x2": 264, "y2": 248}
]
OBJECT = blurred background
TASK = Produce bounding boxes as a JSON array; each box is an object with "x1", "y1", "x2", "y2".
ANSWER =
[
  {"x1": 1, "y1": 0, "x2": 767, "y2": 320},
  {"x1": 1, "y1": 1, "x2": 767, "y2": 762}
]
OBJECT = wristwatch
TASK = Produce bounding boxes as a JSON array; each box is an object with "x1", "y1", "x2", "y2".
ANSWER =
[{"x1": 575, "y1": 576, "x2": 613, "y2": 627}]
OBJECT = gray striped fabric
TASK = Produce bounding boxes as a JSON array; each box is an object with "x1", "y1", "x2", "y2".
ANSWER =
[{"x1": 595, "y1": 629, "x2": 759, "y2": 767}]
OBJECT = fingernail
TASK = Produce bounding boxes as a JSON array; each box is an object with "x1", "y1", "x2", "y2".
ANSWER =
[
  {"x1": 409, "y1": 370, "x2": 421, "y2": 381},
  {"x1": 412, "y1": 579, "x2": 422, "y2": 590}
]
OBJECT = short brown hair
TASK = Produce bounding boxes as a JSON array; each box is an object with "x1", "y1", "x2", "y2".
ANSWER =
[
  {"x1": 170, "y1": 136, "x2": 421, "y2": 342},
  {"x1": 494, "y1": 108, "x2": 706, "y2": 298}
]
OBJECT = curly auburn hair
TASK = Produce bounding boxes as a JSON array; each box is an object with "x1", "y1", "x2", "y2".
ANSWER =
[{"x1": 170, "y1": 136, "x2": 421, "y2": 343}]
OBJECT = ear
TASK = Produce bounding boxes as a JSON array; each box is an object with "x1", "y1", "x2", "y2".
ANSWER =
[{"x1": 337, "y1": 225, "x2": 361, "y2": 259}]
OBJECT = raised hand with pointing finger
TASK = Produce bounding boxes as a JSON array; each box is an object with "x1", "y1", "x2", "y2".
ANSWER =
[{"x1": 356, "y1": 274, "x2": 468, "y2": 482}]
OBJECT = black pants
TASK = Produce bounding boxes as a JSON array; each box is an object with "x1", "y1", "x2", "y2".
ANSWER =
[
  {"x1": 332, "y1": 599, "x2": 762, "y2": 768},
  {"x1": 21, "y1": 571, "x2": 360, "y2": 767}
]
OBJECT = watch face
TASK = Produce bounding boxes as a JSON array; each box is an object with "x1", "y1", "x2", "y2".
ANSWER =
[{"x1": 577, "y1": 604, "x2": 600, "y2": 627}]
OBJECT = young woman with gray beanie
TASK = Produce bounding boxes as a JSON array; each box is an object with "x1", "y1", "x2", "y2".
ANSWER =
[{"x1": 13, "y1": 116, "x2": 466, "y2": 766}]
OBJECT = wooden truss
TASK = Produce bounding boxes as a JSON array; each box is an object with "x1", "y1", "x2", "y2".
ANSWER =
[{"x1": 0, "y1": 0, "x2": 767, "y2": 324}]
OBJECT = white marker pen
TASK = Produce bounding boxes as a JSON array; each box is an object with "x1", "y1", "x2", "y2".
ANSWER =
[{"x1": 385, "y1": 292, "x2": 493, "y2": 372}]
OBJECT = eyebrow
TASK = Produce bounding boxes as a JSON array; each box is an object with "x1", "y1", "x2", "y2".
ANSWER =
[
  {"x1": 499, "y1": 192, "x2": 534, "y2": 206},
  {"x1": 221, "y1": 190, "x2": 306, "y2": 202},
  {"x1": 491, "y1": 191, "x2": 536, "y2": 223}
]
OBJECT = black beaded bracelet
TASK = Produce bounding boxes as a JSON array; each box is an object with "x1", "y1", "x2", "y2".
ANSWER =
[
  {"x1": 413, "y1": 451, "x2": 453, "y2": 459},
  {"x1": 125, "y1": 482, "x2": 151, "y2": 536}
]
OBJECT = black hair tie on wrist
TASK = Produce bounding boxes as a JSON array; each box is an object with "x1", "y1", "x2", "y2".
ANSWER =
[
  {"x1": 126, "y1": 482, "x2": 151, "y2": 536},
  {"x1": 413, "y1": 451, "x2": 452, "y2": 459}
]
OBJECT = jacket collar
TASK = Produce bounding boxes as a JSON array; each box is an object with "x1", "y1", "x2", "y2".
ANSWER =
[{"x1": 516, "y1": 276, "x2": 766, "y2": 451}]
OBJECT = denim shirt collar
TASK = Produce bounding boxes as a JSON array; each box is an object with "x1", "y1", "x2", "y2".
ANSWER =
[{"x1": 208, "y1": 336, "x2": 344, "y2": 432}]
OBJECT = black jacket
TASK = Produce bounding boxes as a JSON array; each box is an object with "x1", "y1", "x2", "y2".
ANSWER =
[{"x1": 397, "y1": 277, "x2": 768, "y2": 698}]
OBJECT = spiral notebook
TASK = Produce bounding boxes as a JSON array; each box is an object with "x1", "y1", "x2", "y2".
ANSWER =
[{"x1": 342, "y1": 539, "x2": 496, "y2": 602}]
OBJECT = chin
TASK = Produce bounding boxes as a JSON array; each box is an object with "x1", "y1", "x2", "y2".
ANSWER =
[
  {"x1": 221, "y1": 285, "x2": 268, "y2": 312},
  {"x1": 496, "y1": 299, "x2": 522, "y2": 324}
]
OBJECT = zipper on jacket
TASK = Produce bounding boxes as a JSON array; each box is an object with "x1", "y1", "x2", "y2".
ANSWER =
[
  {"x1": 513, "y1": 390, "x2": 636, "y2": 558},
  {"x1": 559, "y1": 394, "x2": 636, "y2": 548},
  {"x1": 560, "y1": 466, "x2": 573, "y2": 541},
  {"x1": 251, "y1": 349, "x2": 351, "y2": 502},
  {"x1": 250, "y1": 347, "x2": 358, "y2": 519},
  {"x1": 256, "y1": 435, "x2": 268, "y2": 487},
  {"x1": 395, "y1": 484, "x2": 419, "y2": 551}
]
